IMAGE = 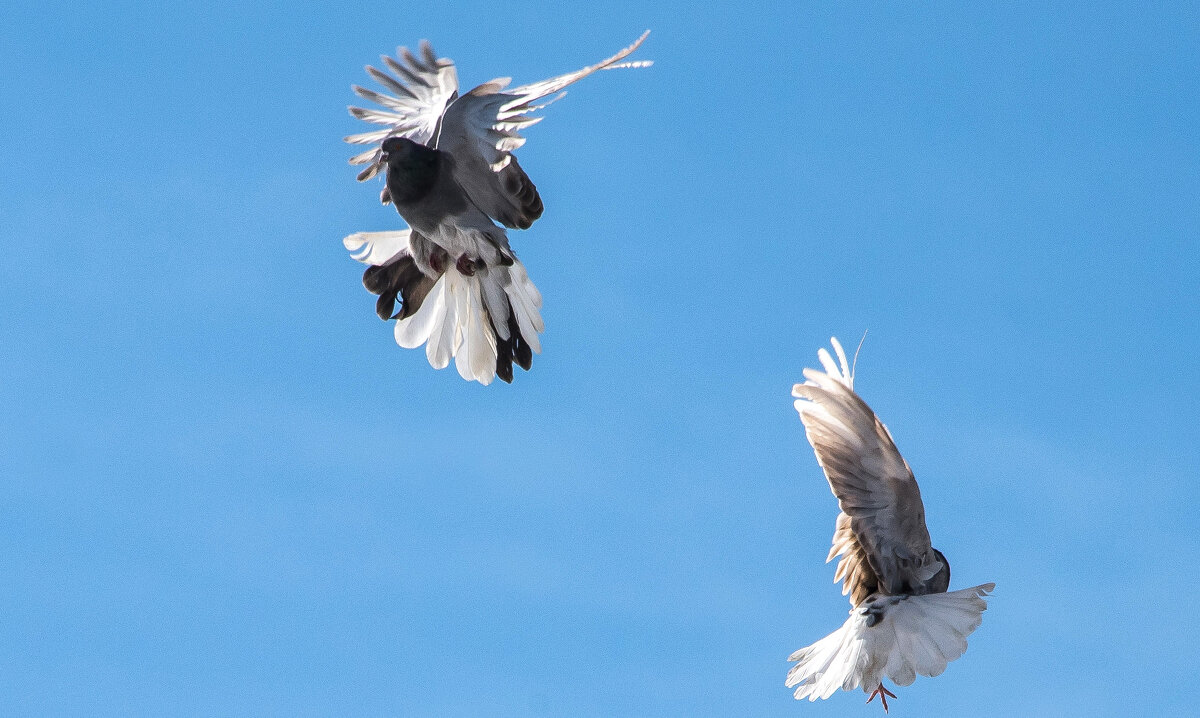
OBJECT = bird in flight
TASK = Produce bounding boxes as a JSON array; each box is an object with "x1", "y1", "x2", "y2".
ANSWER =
[
  {"x1": 342, "y1": 32, "x2": 651, "y2": 384},
  {"x1": 786, "y1": 338, "x2": 995, "y2": 712}
]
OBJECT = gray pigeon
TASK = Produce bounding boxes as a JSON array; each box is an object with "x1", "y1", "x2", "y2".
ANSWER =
[
  {"x1": 786, "y1": 338, "x2": 995, "y2": 711},
  {"x1": 342, "y1": 33, "x2": 651, "y2": 384}
]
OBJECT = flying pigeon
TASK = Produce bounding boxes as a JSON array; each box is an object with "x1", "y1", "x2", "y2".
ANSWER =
[
  {"x1": 341, "y1": 32, "x2": 651, "y2": 384},
  {"x1": 786, "y1": 338, "x2": 995, "y2": 712}
]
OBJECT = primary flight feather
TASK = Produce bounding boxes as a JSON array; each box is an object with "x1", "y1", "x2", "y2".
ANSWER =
[{"x1": 342, "y1": 32, "x2": 651, "y2": 384}]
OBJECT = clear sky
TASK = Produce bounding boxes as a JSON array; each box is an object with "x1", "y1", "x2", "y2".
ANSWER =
[{"x1": 2, "y1": 1, "x2": 1198, "y2": 716}]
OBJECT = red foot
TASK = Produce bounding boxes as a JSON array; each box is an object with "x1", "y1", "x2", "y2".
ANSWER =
[
  {"x1": 456, "y1": 254, "x2": 481, "y2": 277},
  {"x1": 867, "y1": 684, "x2": 896, "y2": 713},
  {"x1": 429, "y1": 251, "x2": 446, "y2": 274}
]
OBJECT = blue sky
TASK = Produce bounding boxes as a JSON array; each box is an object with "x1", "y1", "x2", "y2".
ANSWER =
[{"x1": 2, "y1": 1, "x2": 1198, "y2": 715}]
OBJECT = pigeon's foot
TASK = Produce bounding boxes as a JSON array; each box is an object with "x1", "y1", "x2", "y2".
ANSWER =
[
  {"x1": 456, "y1": 254, "x2": 484, "y2": 277},
  {"x1": 429, "y1": 250, "x2": 447, "y2": 275},
  {"x1": 867, "y1": 685, "x2": 896, "y2": 713}
]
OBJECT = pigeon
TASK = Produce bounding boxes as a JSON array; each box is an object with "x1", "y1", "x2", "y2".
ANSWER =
[
  {"x1": 786, "y1": 338, "x2": 995, "y2": 712},
  {"x1": 342, "y1": 32, "x2": 652, "y2": 384}
]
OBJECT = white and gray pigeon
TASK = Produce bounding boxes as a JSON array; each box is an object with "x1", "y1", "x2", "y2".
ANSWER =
[
  {"x1": 342, "y1": 32, "x2": 651, "y2": 384},
  {"x1": 786, "y1": 338, "x2": 995, "y2": 712}
]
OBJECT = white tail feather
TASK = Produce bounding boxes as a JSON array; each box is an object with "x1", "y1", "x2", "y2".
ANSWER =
[
  {"x1": 503, "y1": 262, "x2": 544, "y2": 354},
  {"x1": 480, "y1": 271, "x2": 512, "y2": 341},
  {"x1": 425, "y1": 291, "x2": 456, "y2": 371},
  {"x1": 453, "y1": 274, "x2": 498, "y2": 384},
  {"x1": 386, "y1": 261, "x2": 544, "y2": 384},
  {"x1": 394, "y1": 275, "x2": 445, "y2": 349},
  {"x1": 787, "y1": 584, "x2": 994, "y2": 701}
]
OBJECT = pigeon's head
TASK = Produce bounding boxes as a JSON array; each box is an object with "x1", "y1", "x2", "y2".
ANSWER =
[
  {"x1": 380, "y1": 136, "x2": 425, "y2": 164},
  {"x1": 379, "y1": 136, "x2": 439, "y2": 204}
]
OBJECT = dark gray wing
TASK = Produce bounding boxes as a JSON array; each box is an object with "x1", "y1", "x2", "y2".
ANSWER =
[
  {"x1": 361, "y1": 249, "x2": 438, "y2": 321},
  {"x1": 435, "y1": 32, "x2": 651, "y2": 230},
  {"x1": 343, "y1": 230, "x2": 441, "y2": 320},
  {"x1": 792, "y1": 338, "x2": 944, "y2": 604}
]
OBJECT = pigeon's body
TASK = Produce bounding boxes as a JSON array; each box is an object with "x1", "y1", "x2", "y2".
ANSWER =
[
  {"x1": 342, "y1": 33, "x2": 650, "y2": 384},
  {"x1": 786, "y1": 339, "x2": 994, "y2": 711},
  {"x1": 382, "y1": 137, "x2": 511, "y2": 268}
]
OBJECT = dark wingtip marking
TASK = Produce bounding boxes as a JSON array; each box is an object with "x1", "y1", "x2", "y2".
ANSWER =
[
  {"x1": 361, "y1": 253, "x2": 438, "y2": 323},
  {"x1": 511, "y1": 314, "x2": 533, "y2": 370},
  {"x1": 496, "y1": 156, "x2": 544, "y2": 230},
  {"x1": 362, "y1": 263, "x2": 390, "y2": 295},
  {"x1": 515, "y1": 341, "x2": 533, "y2": 370},
  {"x1": 488, "y1": 304, "x2": 534, "y2": 383},
  {"x1": 496, "y1": 356, "x2": 514, "y2": 383},
  {"x1": 375, "y1": 293, "x2": 397, "y2": 321}
]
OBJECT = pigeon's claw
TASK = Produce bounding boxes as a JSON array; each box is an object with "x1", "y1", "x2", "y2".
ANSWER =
[
  {"x1": 455, "y1": 254, "x2": 483, "y2": 277},
  {"x1": 866, "y1": 685, "x2": 896, "y2": 713},
  {"x1": 428, "y1": 250, "x2": 446, "y2": 274}
]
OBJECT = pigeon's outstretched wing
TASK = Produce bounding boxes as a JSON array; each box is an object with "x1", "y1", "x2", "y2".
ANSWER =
[
  {"x1": 346, "y1": 41, "x2": 459, "y2": 180},
  {"x1": 432, "y1": 31, "x2": 651, "y2": 230},
  {"x1": 792, "y1": 338, "x2": 943, "y2": 603},
  {"x1": 343, "y1": 230, "x2": 441, "y2": 321}
]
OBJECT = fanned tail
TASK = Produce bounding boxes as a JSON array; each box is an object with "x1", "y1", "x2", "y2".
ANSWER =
[
  {"x1": 392, "y1": 261, "x2": 543, "y2": 385},
  {"x1": 344, "y1": 232, "x2": 543, "y2": 384},
  {"x1": 786, "y1": 584, "x2": 995, "y2": 701}
]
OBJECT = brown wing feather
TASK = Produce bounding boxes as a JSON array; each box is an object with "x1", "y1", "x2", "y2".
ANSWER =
[
  {"x1": 827, "y1": 511, "x2": 880, "y2": 605},
  {"x1": 793, "y1": 340, "x2": 944, "y2": 604}
]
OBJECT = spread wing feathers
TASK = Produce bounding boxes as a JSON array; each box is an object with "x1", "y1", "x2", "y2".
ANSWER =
[
  {"x1": 344, "y1": 230, "x2": 440, "y2": 321},
  {"x1": 786, "y1": 584, "x2": 995, "y2": 701},
  {"x1": 504, "y1": 29, "x2": 653, "y2": 106},
  {"x1": 793, "y1": 338, "x2": 942, "y2": 599},
  {"x1": 434, "y1": 31, "x2": 651, "y2": 229},
  {"x1": 362, "y1": 253, "x2": 438, "y2": 322},
  {"x1": 346, "y1": 40, "x2": 459, "y2": 180},
  {"x1": 384, "y1": 262, "x2": 543, "y2": 385},
  {"x1": 828, "y1": 512, "x2": 881, "y2": 606},
  {"x1": 343, "y1": 229, "x2": 411, "y2": 266}
]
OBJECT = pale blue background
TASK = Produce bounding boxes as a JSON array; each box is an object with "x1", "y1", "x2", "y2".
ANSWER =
[{"x1": 2, "y1": 2, "x2": 1198, "y2": 715}]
